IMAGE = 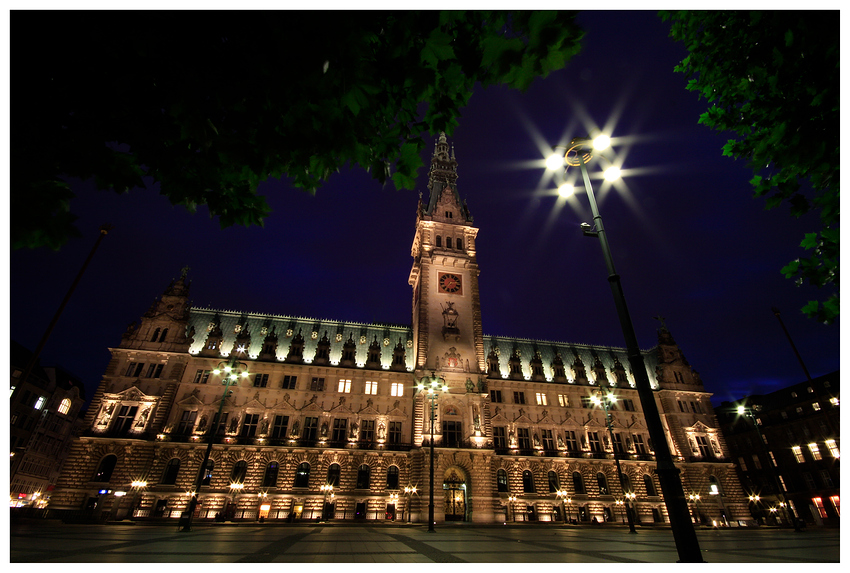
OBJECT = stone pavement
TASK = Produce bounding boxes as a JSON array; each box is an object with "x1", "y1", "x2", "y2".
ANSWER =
[{"x1": 9, "y1": 521, "x2": 841, "y2": 563}]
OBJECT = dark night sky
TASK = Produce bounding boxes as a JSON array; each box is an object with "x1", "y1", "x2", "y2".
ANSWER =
[{"x1": 8, "y1": 10, "x2": 840, "y2": 410}]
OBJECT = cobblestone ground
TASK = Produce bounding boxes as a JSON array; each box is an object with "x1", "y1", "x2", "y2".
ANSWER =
[{"x1": 9, "y1": 522, "x2": 841, "y2": 563}]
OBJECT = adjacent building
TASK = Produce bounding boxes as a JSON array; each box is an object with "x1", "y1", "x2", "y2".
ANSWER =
[
  {"x1": 49, "y1": 134, "x2": 752, "y2": 526},
  {"x1": 718, "y1": 371, "x2": 840, "y2": 527},
  {"x1": 10, "y1": 341, "x2": 87, "y2": 507}
]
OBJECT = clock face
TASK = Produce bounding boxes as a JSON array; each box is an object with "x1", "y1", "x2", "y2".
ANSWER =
[{"x1": 438, "y1": 272, "x2": 462, "y2": 294}]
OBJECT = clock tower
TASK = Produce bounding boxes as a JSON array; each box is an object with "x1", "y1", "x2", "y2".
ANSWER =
[{"x1": 409, "y1": 133, "x2": 484, "y2": 377}]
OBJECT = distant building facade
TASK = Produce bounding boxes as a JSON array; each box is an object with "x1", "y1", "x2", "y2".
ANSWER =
[
  {"x1": 10, "y1": 341, "x2": 86, "y2": 507},
  {"x1": 50, "y1": 135, "x2": 752, "y2": 526},
  {"x1": 718, "y1": 371, "x2": 840, "y2": 527}
]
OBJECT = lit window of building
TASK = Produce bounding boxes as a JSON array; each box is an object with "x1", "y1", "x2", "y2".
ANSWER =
[
  {"x1": 829, "y1": 397, "x2": 839, "y2": 406},
  {"x1": 829, "y1": 495, "x2": 840, "y2": 516},
  {"x1": 535, "y1": 392, "x2": 548, "y2": 406},
  {"x1": 338, "y1": 379, "x2": 351, "y2": 393},
  {"x1": 812, "y1": 402, "x2": 821, "y2": 411},
  {"x1": 364, "y1": 381, "x2": 378, "y2": 395},
  {"x1": 390, "y1": 382, "x2": 403, "y2": 397},
  {"x1": 34, "y1": 396, "x2": 45, "y2": 410},
  {"x1": 812, "y1": 497, "x2": 828, "y2": 518},
  {"x1": 792, "y1": 446, "x2": 804, "y2": 463},
  {"x1": 557, "y1": 394, "x2": 568, "y2": 407},
  {"x1": 58, "y1": 398, "x2": 71, "y2": 415},
  {"x1": 808, "y1": 443, "x2": 822, "y2": 461},
  {"x1": 778, "y1": 475, "x2": 787, "y2": 491},
  {"x1": 825, "y1": 439, "x2": 840, "y2": 458}
]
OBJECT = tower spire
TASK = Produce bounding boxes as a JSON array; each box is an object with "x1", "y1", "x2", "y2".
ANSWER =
[{"x1": 424, "y1": 133, "x2": 470, "y2": 222}]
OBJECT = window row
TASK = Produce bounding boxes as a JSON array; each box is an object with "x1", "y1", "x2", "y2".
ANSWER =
[
  {"x1": 435, "y1": 235, "x2": 463, "y2": 251},
  {"x1": 493, "y1": 426, "x2": 649, "y2": 454},
  {"x1": 489, "y1": 390, "x2": 635, "y2": 410},
  {"x1": 495, "y1": 469, "x2": 658, "y2": 497},
  {"x1": 174, "y1": 411, "x2": 405, "y2": 444},
  {"x1": 125, "y1": 362, "x2": 164, "y2": 379},
  {"x1": 791, "y1": 440, "x2": 840, "y2": 463},
  {"x1": 191, "y1": 370, "x2": 405, "y2": 396}
]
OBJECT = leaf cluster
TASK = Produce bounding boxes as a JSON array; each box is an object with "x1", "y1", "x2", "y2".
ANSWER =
[
  {"x1": 661, "y1": 10, "x2": 839, "y2": 323},
  {"x1": 12, "y1": 11, "x2": 583, "y2": 250}
]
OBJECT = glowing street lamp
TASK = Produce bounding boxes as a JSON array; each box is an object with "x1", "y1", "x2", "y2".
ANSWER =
[
  {"x1": 404, "y1": 485, "x2": 417, "y2": 523},
  {"x1": 320, "y1": 484, "x2": 334, "y2": 521},
  {"x1": 555, "y1": 490, "x2": 571, "y2": 526},
  {"x1": 416, "y1": 371, "x2": 450, "y2": 532},
  {"x1": 547, "y1": 136, "x2": 701, "y2": 561},
  {"x1": 507, "y1": 494, "x2": 518, "y2": 523},
  {"x1": 180, "y1": 354, "x2": 249, "y2": 532}
]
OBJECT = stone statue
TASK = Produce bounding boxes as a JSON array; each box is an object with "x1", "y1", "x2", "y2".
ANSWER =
[
  {"x1": 197, "y1": 415, "x2": 208, "y2": 433},
  {"x1": 477, "y1": 377, "x2": 486, "y2": 393},
  {"x1": 321, "y1": 421, "x2": 329, "y2": 438},
  {"x1": 229, "y1": 417, "x2": 239, "y2": 433},
  {"x1": 290, "y1": 420, "x2": 300, "y2": 438},
  {"x1": 557, "y1": 433, "x2": 565, "y2": 449},
  {"x1": 473, "y1": 409, "x2": 481, "y2": 432},
  {"x1": 533, "y1": 433, "x2": 541, "y2": 447},
  {"x1": 261, "y1": 417, "x2": 269, "y2": 434},
  {"x1": 350, "y1": 422, "x2": 359, "y2": 438},
  {"x1": 378, "y1": 423, "x2": 386, "y2": 440},
  {"x1": 465, "y1": 378, "x2": 475, "y2": 392}
]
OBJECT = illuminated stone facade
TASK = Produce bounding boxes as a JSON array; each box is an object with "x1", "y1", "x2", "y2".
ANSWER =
[{"x1": 50, "y1": 135, "x2": 752, "y2": 526}]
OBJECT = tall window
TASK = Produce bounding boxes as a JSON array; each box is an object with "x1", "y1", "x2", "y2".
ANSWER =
[
  {"x1": 493, "y1": 427, "x2": 507, "y2": 449},
  {"x1": 572, "y1": 472, "x2": 585, "y2": 494},
  {"x1": 580, "y1": 396, "x2": 595, "y2": 408},
  {"x1": 643, "y1": 474, "x2": 657, "y2": 496},
  {"x1": 708, "y1": 475, "x2": 723, "y2": 496},
  {"x1": 812, "y1": 497, "x2": 828, "y2": 518},
  {"x1": 193, "y1": 369, "x2": 212, "y2": 384},
  {"x1": 145, "y1": 364, "x2": 164, "y2": 378},
  {"x1": 230, "y1": 460, "x2": 248, "y2": 483},
  {"x1": 597, "y1": 473, "x2": 609, "y2": 495},
  {"x1": 294, "y1": 462, "x2": 310, "y2": 487},
  {"x1": 240, "y1": 414, "x2": 259, "y2": 437},
  {"x1": 514, "y1": 391, "x2": 526, "y2": 404},
  {"x1": 632, "y1": 434, "x2": 647, "y2": 454},
  {"x1": 263, "y1": 462, "x2": 279, "y2": 487},
  {"x1": 113, "y1": 405, "x2": 138, "y2": 434},
  {"x1": 253, "y1": 374, "x2": 269, "y2": 388},
  {"x1": 442, "y1": 421, "x2": 462, "y2": 447},
  {"x1": 535, "y1": 392, "x2": 548, "y2": 406},
  {"x1": 388, "y1": 421, "x2": 402, "y2": 444},
  {"x1": 282, "y1": 375, "x2": 297, "y2": 389},
  {"x1": 808, "y1": 443, "x2": 823, "y2": 460},
  {"x1": 161, "y1": 458, "x2": 180, "y2": 485},
  {"x1": 825, "y1": 439, "x2": 840, "y2": 458},
  {"x1": 557, "y1": 394, "x2": 569, "y2": 407},
  {"x1": 365, "y1": 381, "x2": 378, "y2": 395},
  {"x1": 588, "y1": 432, "x2": 601, "y2": 452},
  {"x1": 271, "y1": 415, "x2": 289, "y2": 439},
  {"x1": 310, "y1": 377, "x2": 325, "y2": 391},
  {"x1": 564, "y1": 430, "x2": 578, "y2": 451},
  {"x1": 177, "y1": 410, "x2": 197, "y2": 434},
  {"x1": 327, "y1": 463, "x2": 341, "y2": 487},
  {"x1": 548, "y1": 471, "x2": 560, "y2": 493},
  {"x1": 436, "y1": 235, "x2": 442, "y2": 247},
  {"x1": 497, "y1": 469, "x2": 508, "y2": 492},
  {"x1": 829, "y1": 495, "x2": 840, "y2": 516},
  {"x1": 332, "y1": 418, "x2": 347, "y2": 442},
  {"x1": 456, "y1": 237, "x2": 463, "y2": 250},
  {"x1": 303, "y1": 417, "x2": 319, "y2": 441},
  {"x1": 338, "y1": 379, "x2": 351, "y2": 393},
  {"x1": 390, "y1": 382, "x2": 404, "y2": 396},
  {"x1": 360, "y1": 420, "x2": 375, "y2": 443},
  {"x1": 92, "y1": 455, "x2": 118, "y2": 482},
  {"x1": 522, "y1": 470, "x2": 535, "y2": 493},
  {"x1": 541, "y1": 429, "x2": 554, "y2": 451},
  {"x1": 612, "y1": 433, "x2": 625, "y2": 453},
  {"x1": 356, "y1": 464, "x2": 371, "y2": 489},
  {"x1": 386, "y1": 466, "x2": 400, "y2": 489},
  {"x1": 696, "y1": 435, "x2": 711, "y2": 457},
  {"x1": 58, "y1": 398, "x2": 71, "y2": 415},
  {"x1": 819, "y1": 470, "x2": 834, "y2": 488},
  {"x1": 518, "y1": 428, "x2": 531, "y2": 450},
  {"x1": 792, "y1": 446, "x2": 805, "y2": 463},
  {"x1": 490, "y1": 390, "x2": 502, "y2": 403}
]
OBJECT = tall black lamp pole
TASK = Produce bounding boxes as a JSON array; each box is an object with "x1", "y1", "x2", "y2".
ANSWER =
[
  {"x1": 550, "y1": 137, "x2": 703, "y2": 562},
  {"x1": 417, "y1": 371, "x2": 448, "y2": 532}
]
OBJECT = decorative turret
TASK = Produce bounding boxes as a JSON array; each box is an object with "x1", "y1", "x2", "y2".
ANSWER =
[
  {"x1": 421, "y1": 132, "x2": 473, "y2": 223},
  {"x1": 653, "y1": 317, "x2": 703, "y2": 388},
  {"x1": 119, "y1": 266, "x2": 192, "y2": 352}
]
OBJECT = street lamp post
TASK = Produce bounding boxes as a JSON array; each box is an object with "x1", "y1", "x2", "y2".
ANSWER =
[
  {"x1": 180, "y1": 355, "x2": 250, "y2": 532},
  {"x1": 591, "y1": 387, "x2": 637, "y2": 534},
  {"x1": 320, "y1": 484, "x2": 334, "y2": 521},
  {"x1": 688, "y1": 493, "x2": 701, "y2": 524},
  {"x1": 508, "y1": 494, "x2": 518, "y2": 523},
  {"x1": 736, "y1": 406, "x2": 801, "y2": 531},
  {"x1": 555, "y1": 490, "x2": 570, "y2": 526},
  {"x1": 416, "y1": 371, "x2": 449, "y2": 532},
  {"x1": 128, "y1": 480, "x2": 147, "y2": 520},
  {"x1": 549, "y1": 136, "x2": 702, "y2": 561},
  {"x1": 404, "y1": 485, "x2": 417, "y2": 523},
  {"x1": 389, "y1": 492, "x2": 399, "y2": 521}
]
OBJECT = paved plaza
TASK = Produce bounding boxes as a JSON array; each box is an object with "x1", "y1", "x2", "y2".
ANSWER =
[{"x1": 9, "y1": 521, "x2": 841, "y2": 563}]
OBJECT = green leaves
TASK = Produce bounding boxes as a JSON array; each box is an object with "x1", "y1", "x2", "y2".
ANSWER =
[{"x1": 663, "y1": 10, "x2": 839, "y2": 323}]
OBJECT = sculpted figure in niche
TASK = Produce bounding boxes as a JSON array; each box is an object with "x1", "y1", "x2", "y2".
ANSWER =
[
  {"x1": 135, "y1": 407, "x2": 151, "y2": 428},
  {"x1": 509, "y1": 430, "x2": 517, "y2": 449},
  {"x1": 197, "y1": 415, "x2": 208, "y2": 433},
  {"x1": 378, "y1": 423, "x2": 386, "y2": 440},
  {"x1": 533, "y1": 433, "x2": 541, "y2": 447},
  {"x1": 290, "y1": 420, "x2": 300, "y2": 438},
  {"x1": 321, "y1": 422, "x2": 329, "y2": 438},
  {"x1": 349, "y1": 422, "x2": 359, "y2": 439},
  {"x1": 229, "y1": 417, "x2": 239, "y2": 433},
  {"x1": 261, "y1": 417, "x2": 269, "y2": 434},
  {"x1": 465, "y1": 378, "x2": 475, "y2": 393},
  {"x1": 477, "y1": 377, "x2": 485, "y2": 393},
  {"x1": 557, "y1": 433, "x2": 565, "y2": 449}
]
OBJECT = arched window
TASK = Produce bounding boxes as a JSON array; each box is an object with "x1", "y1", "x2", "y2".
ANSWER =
[
  {"x1": 230, "y1": 460, "x2": 248, "y2": 484},
  {"x1": 356, "y1": 464, "x2": 371, "y2": 489},
  {"x1": 92, "y1": 454, "x2": 118, "y2": 482},
  {"x1": 262, "y1": 462, "x2": 279, "y2": 487},
  {"x1": 202, "y1": 460, "x2": 214, "y2": 485},
  {"x1": 436, "y1": 235, "x2": 442, "y2": 248},
  {"x1": 161, "y1": 458, "x2": 181, "y2": 485},
  {"x1": 58, "y1": 398, "x2": 71, "y2": 415},
  {"x1": 151, "y1": 328, "x2": 160, "y2": 342},
  {"x1": 548, "y1": 471, "x2": 560, "y2": 493},
  {"x1": 497, "y1": 469, "x2": 508, "y2": 492},
  {"x1": 159, "y1": 328, "x2": 168, "y2": 342},
  {"x1": 597, "y1": 472, "x2": 609, "y2": 495},
  {"x1": 456, "y1": 237, "x2": 463, "y2": 250},
  {"x1": 572, "y1": 471, "x2": 585, "y2": 494},
  {"x1": 522, "y1": 470, "x2": 535, "y2": 493},
  {"x1": 386, "y1": 465, "x2": 399, "y2": 490},
  {"x1": 294, "y1": 462, "x2": 310, "y2": 487},
  {"x1": 643, "y1": 474, "x2": 657, "y2": 497},
  {"x1": 327, "y1": 463, "x2": 341, "y2": 487},
  {"x1": 708, "y1": 475, "x2": 723, "y2": 496}
]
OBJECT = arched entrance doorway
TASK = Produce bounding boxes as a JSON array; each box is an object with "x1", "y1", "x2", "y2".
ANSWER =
[{"x1": 443, "y1": 468, "x2": 468, "y2": 521}]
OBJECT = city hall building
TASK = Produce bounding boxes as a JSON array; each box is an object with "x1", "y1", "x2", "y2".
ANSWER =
[{"x1": 50, "y1": 135, "x2": 752, "y2": 526}]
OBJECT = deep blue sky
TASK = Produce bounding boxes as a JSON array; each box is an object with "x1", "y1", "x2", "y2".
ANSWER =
[{"x1": 9, "y1": 11, "x2": 839, "y2": 409}]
